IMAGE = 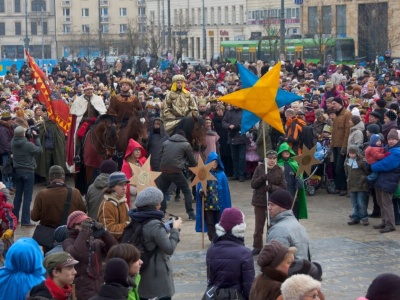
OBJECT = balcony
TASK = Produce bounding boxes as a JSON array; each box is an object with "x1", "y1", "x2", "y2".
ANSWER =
[
  {"x1": 100, "y1": 0, "x2": 109, "y2": 6},
  {"x1": 101, "y1": 16, "x2": 109, "y2": 23},
  {"x1": 28, "y1": 11, "x2": 50, "y2": 17},
  {"x1": 61, "y1": 0, "x2": 71, "y2": 7},
  {"x1": 62, "y1": 16, "x2": 71, "y2": 23},
  {"x1": 138, "y1": 1, "x2": 146, "y2": 7}
]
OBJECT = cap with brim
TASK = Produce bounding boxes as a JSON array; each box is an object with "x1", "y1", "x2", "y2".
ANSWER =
[
  {"x1": 44, "y1": 252, "x2": 79, "y2": 273},
  {"x1": 266, "y1": 150, "x2": 278, "y2": 157}
]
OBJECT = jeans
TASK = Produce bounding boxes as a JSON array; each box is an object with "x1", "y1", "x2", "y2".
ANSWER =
[
  {"x1": 349, "y1": 191, "x2": 368, "y2": 221},
  {"x1": 230, "y1": 144, "x2": 246, "y2": 179},
  {"x1": 12, "y1": 170, "x2": 35, "y2": 224},
  {"x1": 1, "y1": 154, "x2": 13, "y2": 189},
  {"x1": 158, "y1": 172, "x2": 194, "y2": 216}
]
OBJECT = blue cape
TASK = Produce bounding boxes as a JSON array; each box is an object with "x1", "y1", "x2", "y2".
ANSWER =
[{"x1": 195, "y1": 152, "x2": 232, "y2": 232}]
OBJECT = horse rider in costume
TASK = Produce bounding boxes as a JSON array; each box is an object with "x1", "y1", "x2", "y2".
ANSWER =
[
  {"x1": 161, "y1": 74, "x2": 199, "y2": 135},
  {"x1": 66, "y1": 83, "x2": 107, "y2": 172},
  {"x1": 107, "y1": 78, "x2": 143, "y2": 124}
]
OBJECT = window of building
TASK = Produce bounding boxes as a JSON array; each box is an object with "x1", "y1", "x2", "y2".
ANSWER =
[
  {"x1": 101, "y1": 7, "x2": 108, "y2": 16},
  {"x1": 185, "y1": 8, "x2": 189, "y2": 24},
  {"x1": 120, "y1": 8, "x2": 127, "y2": 17},
  {"x1": 31, "y1": 0, "x2": 46, "y2": 11},
  {"x1": 232, "y1": 6, "x2": 236, "y2": 24},
  {"x1": 0, "y1": 23, "x2": 5, "y2": 35},
  {"x1": 15, "y1": 22, "x2": 21, "y2": 35},
  {"x1": 63, "y1": 8, "x2": 70, "y2": 16},
  {"x1": 138, "y1": 7, "x2": 145, "y2": 16},
  {"x1": 224, "y1": 6, "x2": 228, "y2": 24},
  {"x1": 218, "y1": 7, "x2": 222, "y2": 24},
  {"x1": 239, "y1": 5, "x2": 244, "y2": 24},
  {"x1": 198, "y1": 8, "x2": 201, "y2": 25},
  {"x1": 63, "y1": 24, "x2": 71, "y2": 33},
  {"x1": 101, "y1": 24, "x2": 109, "y2": 33},
  {"x1": 120, "y1": 24, "x2": 127, "y2": 33},
  {"x1": 0, "y1": 0, "x2": 5, "y2": 13},
  {"x1": 322, "y1": 6, "x2": 332, "y2": 34},
  {"x1": 210, "y1": 7, "x2": 214, "y2": 25},
  {"x1": 191, "y1": 8, "x2": 195, "y2": 25},
  {"x1": 15, "y1": 0, "x2": 21, "y2": 13},
  {"x1": 308, "y1": 6, "x2": 318, "y2": 35},
  {"x1": 31, "y1": 22, "x2": 37, "y2": 35},
  {"x1": 204, "y1": 7, "x2": 207, "y2": 25},
  {"x1": 336, "y1": 5, "x2": 346, "y2": 35},
  {"x1": 42, "y1": 21, "x2": 47, "y2": 35},
  {"x1": 82, "y1": 24, "x2": 90, "y2": 33},
  {"x1": 82, "y1": 8, "x2": 89, "y2": 17}
]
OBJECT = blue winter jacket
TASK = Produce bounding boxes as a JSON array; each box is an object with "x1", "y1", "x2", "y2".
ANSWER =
[{"x1": 371, "y1": 142, "x2": 400, "y2": 193}]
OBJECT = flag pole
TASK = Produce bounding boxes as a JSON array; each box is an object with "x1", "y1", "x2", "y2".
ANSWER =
[
  {"x1": 201, "y1": 193, "x2": 205, "y2": 249},
  {"x1": 262, "y1": 122, "x2": 271, "y2": 226}
]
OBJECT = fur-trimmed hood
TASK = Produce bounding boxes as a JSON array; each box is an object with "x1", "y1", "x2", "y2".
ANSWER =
[{"x1": 215, "y1": 222, "x2": 246, "y2": 238}]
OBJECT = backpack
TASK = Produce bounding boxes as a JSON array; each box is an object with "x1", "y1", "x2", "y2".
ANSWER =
[
  {"x1": 120, "y1": 219, "x2": 159, "y2": 272},
  {"x1": 301, "y1": 124, "x2": 317, "y2": 150}
]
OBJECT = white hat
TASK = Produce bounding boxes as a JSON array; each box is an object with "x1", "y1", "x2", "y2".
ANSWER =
[{"x1": 281, "y1": 274, "x2": 321, "y2": 300}]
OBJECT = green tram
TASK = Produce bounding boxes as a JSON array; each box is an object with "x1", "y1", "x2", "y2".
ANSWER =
[{"x1": 220, "y1": 38, "x2": 355, "y2": 64}]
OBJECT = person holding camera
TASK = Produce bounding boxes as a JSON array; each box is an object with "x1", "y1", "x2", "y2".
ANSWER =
[
  {"x1": 63, "y1": 210, "x2": 118, "y2": 299},
  {"x1": 128, "y1": 187, "x2": 182, "y2": 300},
  {"x1": 11, "y1": 126, "x2": 42, "y2": 226}
]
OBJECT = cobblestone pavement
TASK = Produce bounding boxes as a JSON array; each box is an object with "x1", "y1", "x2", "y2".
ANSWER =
[{"x1": 16, "y1": 178, "x2": 400, "y2": 299}]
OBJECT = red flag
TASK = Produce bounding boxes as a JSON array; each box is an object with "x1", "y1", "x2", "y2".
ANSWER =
[{"x1": 25, "y1": 50, "x2": 71, "y2": 135}]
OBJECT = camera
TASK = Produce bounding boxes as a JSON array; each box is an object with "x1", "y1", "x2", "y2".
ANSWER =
[
  {"x1": 26, "y1": 125, "x2": 39, "y2": 139},
  {"x1": 89, "y1": 221, "x2": 105, "y2": 239},
  {"x1": 166, "y1": 216, "x2": 179, "y2": 229}
]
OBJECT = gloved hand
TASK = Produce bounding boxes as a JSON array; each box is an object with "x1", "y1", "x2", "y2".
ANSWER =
[
  {"x1": 32, "y1": 130, "x2": 39, "y2": 139},
  {"x1": 199, "y1": 190, "x2": 205, "y2": 197},
  {"x1": 265, "y1": 184, "x2": 270, "y2": 192},
  {"x1": 81, "y1": 218, "x2": 93, "y2": 230},
  {"x1": 264, "y1": 173, "x2": 272, "y2": 181},
  {"x1": 296, "y1": 177, "x2": 304, "y2": 189},
  {"x1": 91, "y1": 221, "x2": 103, "y2": 230},
  {"x1": 1, "y1": 229, "x2": 13, "y2": 240},
  {"x1": 340, "y1": 147, "x2": 347, "y2": 155}
]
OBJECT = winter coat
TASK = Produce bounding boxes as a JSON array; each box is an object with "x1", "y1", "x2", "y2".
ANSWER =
[
  {"x1": 222, "y1": 108, "x2": 247, "y2": 145},
  {"x1": 160, "y1": 134, "x2": 197, "y2": 173},
  {"x1": 11, "y1": 135, "x2": 42, "y2": 171},
  {"x1": 267, "y1": 211, "x2": 310, "y2": 260},
  {"x1": 285, "y1": 116, "x2": 307, "y2": 154},
  {"x1": 97, "y1": 193, "x2": 130, "y2": 241},
  {"x1": 63, "y1": 228, "x2": 118, "y2": 300},
  {"x1": 147, "y1": 119, "x2": 169, "y2": 171},
  {"x1": 371, "y1": 142, "x2": 400, "y2": 193},
  {"x1": 86, "y1": 173, "x2": 110, "y2": 220},
  {"x1": 27, "y1": 280, "x2": 73, "y2": 300},
  {"x1": 331, "y1": 107, "x2": 352, "y2": 148},
  {"x1": 213, "y1": 114, "x2": 231, "y2": 157},
  {"x1": 130, "y1": 210, "x2": 180, "y2": 299},
  {"x1": 249, "y1": 266, "x2": 287, "y2": 300},
  {"x1": 88, "y1": 283, "x2": 129, "y2": 300},
  {"x1": 365, "y1": 146, "x2": 387, "y2": 165},
  {"x1": 344, "y1": 151, "x2": 369, "y2": 193},
  {"x1": 205, "y1": 129, "x2": 220, "y2": 159},
  {"x1": 0, "y1": 123, "x2": 13, "y2": 155},
  {"x1": 31, "y1": 183, "x2": 86, "y2": 227},
  {"x1": 251, "y1": 164, "x2": 286, "y2": 207},
  {"x1": 206, "y1": 234, "x2": 255, "y2": 300},
  {"x1": 347, "y1": 121, "x2": 365, "y2": 148}
]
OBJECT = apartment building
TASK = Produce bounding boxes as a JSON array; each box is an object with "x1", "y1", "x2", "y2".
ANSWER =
[{"x1": 0, "y1": 0, "x2": 56, "y2": 59}]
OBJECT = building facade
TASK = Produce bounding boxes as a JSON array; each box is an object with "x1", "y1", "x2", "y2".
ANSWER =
[{"x1": 0, "y1": 0, "x2": 56, "y2": 59}]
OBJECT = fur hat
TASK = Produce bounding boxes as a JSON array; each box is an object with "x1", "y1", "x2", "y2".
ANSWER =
[
  {"x1": 366, "y1": 123, "x2": 380, "y2": 134},
  {"x1": 385, "y1": 110, "x2": 397, "y2": 121},
  {"x1": 49, "y1": 165, "x2": 65, "y2": 181},
  {"x1": 216, "y1": 207, "x2": 246, "y2": 238},
  {"x1": 387, "y1": 129, "x2": 399, "y2": 141},
  {"x1": 269, "y1": 190, "x2": 294, "y2": 210},
  {"x1": 289, "y1": 259, "x2": 323, "y2": 281},
  {"x1": 352, "y1": 85, "x2": 362, "y2": 94},
  {"x1": 280, "y1": 274, "x2": 321, "y2": 300},
  {"x1": 258, "y1": 240, "x2": 296, "y2": 268},
  {"x1": 365, "y1": 273, "x2": 400, "y2": 300},
  {"x1": 104, "y1": 258, "x2": 130, "y2": 287},
  {"x1": 67, "y1": 211, "x2": 89, "y2": 229},
  {"x1": 172, "y1": 75, "x2": 185, "y2": 83},
  {"x1": 119, "y1": 78, "x2": 134, "y2": 88},
  {"x1": 135, "y1": 187, "x2": 163, "y2": 208},
  {"x1": 100, "y1": 160, "x2": 118, "y2": 174}
]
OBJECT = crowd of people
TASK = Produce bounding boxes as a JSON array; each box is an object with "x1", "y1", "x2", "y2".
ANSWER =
[{"x1": 0, "y1": 52, "x2": 399, "y2": 299}]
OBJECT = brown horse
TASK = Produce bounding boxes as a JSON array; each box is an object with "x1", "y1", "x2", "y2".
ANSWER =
[{"x1": 76, "y1": 114, "x2": 118, "y2": 194}]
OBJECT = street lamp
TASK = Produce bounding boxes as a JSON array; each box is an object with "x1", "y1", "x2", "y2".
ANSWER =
[
  {"x1": 24, "y1": 0, "x2": 30, "y2": 51},
  {"x1": 280, "y1": 0, "x2": 285, "y2": 60}
]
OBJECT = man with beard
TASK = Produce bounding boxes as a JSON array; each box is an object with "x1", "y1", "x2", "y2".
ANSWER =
[
  {"x1": 107, "y1": 78, "x2": 142, "y2": 123},
  {"x1": 161, "y1": 75, "x2": 198, "y2": 135}
]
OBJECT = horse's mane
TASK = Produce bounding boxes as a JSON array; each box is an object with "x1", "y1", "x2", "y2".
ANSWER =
[{"x1": 95, "y1": 114, "x2": 118, "y2": 125}]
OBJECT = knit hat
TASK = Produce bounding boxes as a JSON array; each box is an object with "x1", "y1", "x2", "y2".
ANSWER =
[
  {"x1": 376, "y1": 99, "x2": 387, "y2": 108},
  {"x1": 14, "y1": 126, "x2": 26, "y2": 137},
  {"x1": 368, "y1": 111, "x2": 381, "y2": 120},
  {"x1": 216, "y1": 207, "x2": 246, "y2": 238},
  {"x1": 331, "y1": 97, "x2": 343, "y2": 106},
  {"x1": 366, "y1": 123, "x2": 380, "y2": 134},
  {"x1": 387, "y1": 129, "x2": 399, "y2": 141},
  {"x1": 365, "y1": 273, "x2": 400, "y2": 300},
  {"x1": 67, "y1": 211, "x2": 89, "y2": 229},
  {"x1": 269, "y1": 190, "x2": 294, "y2": 210},
  {"x1": 104, "y1": 258, "x2": 130, "y2": 287},
  {"x1": 49, "y1": 165, "x2": 65, "y2": 181},
  {"x1": 43, "y1": 252, "x2": 79, "y2": 274},
  {"x1": 389, "y1": 103, "x2": 399, "y2": 112},
  {"x1": 369, "y1": 134, "x2": 382, "y2": 147},
  {"x1": 280, "y1": 274, "x2": 321, "y2": 300},
  {"x1": 108, "y1": 171, "x2": 130, "y2": 188},
  {"x1": 351, "y1": 115, "x2": 361, "y2": 125},
  {"x1": 53, "y1": 225, "x2": 68, "y2": 243},
  {"x1": 385, "y1": 110, "x2": 397, "y2": 121},
  {"x1": 135, "y1": 187, "x2": 163, "y2": 208},
  {"x1": 258, "y1": 240, "x2": 296, "y2": 268},
  {"x1": 289, "y1": 259, "x2": 323, "y2": 281},
  {"x1": 100, "y1": 160, "x2": 118, "y2": 174}
]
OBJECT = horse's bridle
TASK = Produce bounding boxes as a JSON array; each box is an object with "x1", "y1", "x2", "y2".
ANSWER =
[{"x1": 91, "y1": 124, "x2": 116, "y2": 158}]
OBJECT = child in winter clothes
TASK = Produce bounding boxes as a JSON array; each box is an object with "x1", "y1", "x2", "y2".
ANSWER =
[
  {"x1": 345, "y1": 146, "x2": 370, "y2": 226},
  {"x1": 365, "y1": 134, "x2": 389, "y2": 183},
  {"x1": 245, "y1": 129, "x2": 260, "y2": 179},
  {"x1": 0, "y1": 191, "x2": 17, "y2": 255}
]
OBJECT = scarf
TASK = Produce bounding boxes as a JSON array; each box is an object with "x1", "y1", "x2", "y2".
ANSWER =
[
  {"x1": 45, "y1": 276, "x2": 72, "y2": 300},
  {"x1": 346, "y1": 157, "x2": 359, "y2": 168},
  {"x1": 128, "y1": 208, "x2": 164, "y2": 223},
  {"x1": 277, "y1": 158, "x2": 299, "y2": 174},
  {"x1": 105, "y1": 192, "x2": 128, "y2": 207}
]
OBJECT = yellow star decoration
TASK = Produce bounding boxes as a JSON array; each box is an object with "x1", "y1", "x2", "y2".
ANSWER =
[
  {"x1": 293, "y1": 144, "x2": 321, "y2": 177},
  {"x1": 218, "y1": 63, "x2": 283, "y2": 133},
  {"x1": 129, "y1": 155, "x2": 161, "y2": 193},
  {"x1": 189, "y1": 156, "x2": 217, "y2": 193}
]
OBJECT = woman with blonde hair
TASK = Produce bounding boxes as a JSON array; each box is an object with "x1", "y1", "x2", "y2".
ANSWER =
[{"x1": 280, "y1": 274, "x2": 322, "y2": 300}]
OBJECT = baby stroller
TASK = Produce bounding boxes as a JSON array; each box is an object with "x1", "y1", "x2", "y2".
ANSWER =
[{"x1": 304, "y1": 143, "x2": 336, "y2": 196}]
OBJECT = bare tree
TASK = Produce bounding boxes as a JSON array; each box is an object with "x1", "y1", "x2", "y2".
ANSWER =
[
  {"x1": 172, "y1": 10, "x2": 191, "y2": 59},
  {"x1": 125, "y1": 18, "x2": 143, "y2": 56},
  {"x1": 77, "y1": 32, "x2": 98, "y2": 60},
  {"x1": 258, "y1": 16, "x2": 280, "y2": 62},
  {"x1": 147, "y1": 20, "x2": 162, "y2": 57}
]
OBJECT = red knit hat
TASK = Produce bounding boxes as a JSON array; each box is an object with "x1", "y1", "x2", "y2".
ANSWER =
[
  {"x1": 67, "y1": 211, "x2": 89, "y2": 229},
  {"x1": 219, "y1": 207, "x2": 244, "y2": 232}
]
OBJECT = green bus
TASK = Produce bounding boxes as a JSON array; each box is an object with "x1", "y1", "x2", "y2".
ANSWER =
[{"x1": 220, "y1": 37, "x2": 355, "y2": 65}]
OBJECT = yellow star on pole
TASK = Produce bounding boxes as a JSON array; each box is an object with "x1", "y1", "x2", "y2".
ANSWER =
[
  {"x1": 218, "y1": 63, "x2": 284, "y2": 133},
  {"x1": 293, "y1": 144, "x2": 321, "y2": 177},
  {"x1": 129, "y1": 155, "x2": 161, "y2": 193},
  {"x1": 189, "y1": 156, "x2": 217, "y2": 193}
]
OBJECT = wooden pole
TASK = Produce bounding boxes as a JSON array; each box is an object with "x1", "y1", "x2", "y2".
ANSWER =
[
  {"x1": 72, "y1": 284, "x2": 77, "y2": 300},
  {"x1": 262, "y1": 122, "x2": 271, "y2": 226},
  {"x1": 202, "y1": 193, "x2": 205, "y2": 249},
  {"x1": 291, "y1": 188, "x2": 299, "y2": 210}
]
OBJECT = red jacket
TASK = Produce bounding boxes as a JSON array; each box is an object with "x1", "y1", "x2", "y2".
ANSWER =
[{"x1": 0, "y1": 192, "x2": 17, "y2": 235}]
